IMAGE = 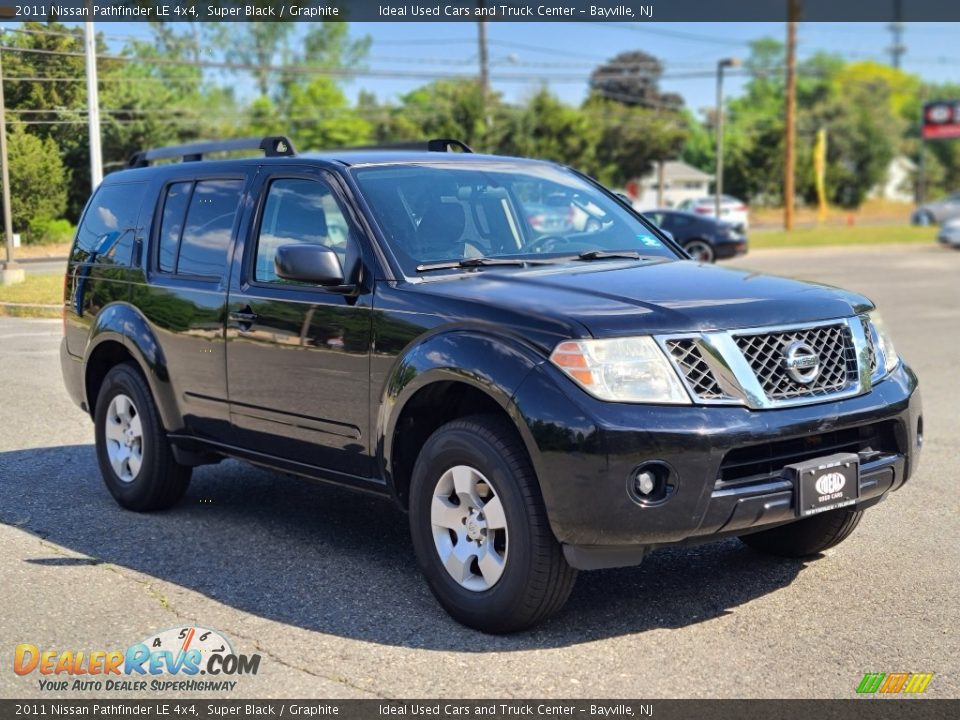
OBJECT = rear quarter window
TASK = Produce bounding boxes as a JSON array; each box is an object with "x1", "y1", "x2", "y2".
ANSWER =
[{"x1": 72, "y1": 182, "x2": 148, "y2": 264}]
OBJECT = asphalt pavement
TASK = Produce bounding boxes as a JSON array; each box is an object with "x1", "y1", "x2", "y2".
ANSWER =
[{"x1": 0, "y1": 245, "x2": 957, "y2": 699}]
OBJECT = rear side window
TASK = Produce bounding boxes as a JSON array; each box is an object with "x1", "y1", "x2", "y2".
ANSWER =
[
  {"x1": 158, "y1": 182, "x2": 191, "y2": 273},
  {"x1": 156, "y1": 179, "x2": 244, "y2": 280},
  {"x1": 72, "y1": 182, "x2": 147, "y2": 264}
]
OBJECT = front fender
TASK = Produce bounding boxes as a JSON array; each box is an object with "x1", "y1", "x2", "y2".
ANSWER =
[
  {"x1": 83, "y1": 302, "x2": 182, "y2": 431},
  {"x1": 377, "y1": 329, "x2": 547, "y2": 492}
]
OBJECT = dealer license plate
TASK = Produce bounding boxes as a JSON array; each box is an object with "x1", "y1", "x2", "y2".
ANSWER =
[{"x1": 786, "y1": 452, "x2": 860, "y2": 518}]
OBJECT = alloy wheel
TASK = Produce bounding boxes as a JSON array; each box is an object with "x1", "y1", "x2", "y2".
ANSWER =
[
  {"x1": 104, "y1": 393, "x2": 143, "y2": 483},
  {"x1": 430, "y1": 465, "x2": 509, "y2": 592}
]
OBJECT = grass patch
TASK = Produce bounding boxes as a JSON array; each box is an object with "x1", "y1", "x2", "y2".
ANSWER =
[
  {"x1": 750, "y1": 225, "x2": 936, "y2": 249},
  {"x1": 0, "y1": 273, "x2": 62, "y2": 318}
]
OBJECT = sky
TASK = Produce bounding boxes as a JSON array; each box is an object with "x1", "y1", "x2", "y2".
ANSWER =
[
  {"x1": 338, "y1": 21, "x2": 960, "y2": 115},
  {"x1": 336, "y1": 22, "x2": 960, "y2": 111},
  {"x1": 5, "y1": 20, "x2": 960, "y2": 117}
]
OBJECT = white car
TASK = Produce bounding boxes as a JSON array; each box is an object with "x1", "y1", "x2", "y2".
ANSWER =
[{"x1": 677, "y1": 196, "x2": 749, "y2": 231}]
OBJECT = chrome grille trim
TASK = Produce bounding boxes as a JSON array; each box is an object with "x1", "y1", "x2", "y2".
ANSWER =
[
  {"x1": 733, "y1": 323, "x2": 855, "y2": 400},
  {"x1": 664, "y1": 339, "x2": 729, "y2": 400},
  {"x1": 657, "y1": 317, "x2": 874, "y2": 410}
]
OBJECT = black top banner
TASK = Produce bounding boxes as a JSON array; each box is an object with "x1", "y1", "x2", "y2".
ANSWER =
[{"x1": 6, "y1": 0, "x2": 960, "y2": 23}]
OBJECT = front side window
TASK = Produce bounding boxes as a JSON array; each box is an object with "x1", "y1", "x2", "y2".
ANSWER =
[
  {"x1": 353, "y1": 162, "x2": 677, "y2": 275},
  {"x1": 254, "y1": 178, "x2": 354, "y2": 284},
  {"x1": 73, "y1": 182, "x2": 148, "y2": 264}
]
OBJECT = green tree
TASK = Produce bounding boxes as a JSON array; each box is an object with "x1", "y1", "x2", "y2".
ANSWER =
[
  {"x1": 494, "y1": 88, "x2": 597, "y2": 169},
  {"x1": 283, "y1": 77, "x2": 371, "y2": 150},
  {"x1": 6, "y1": 129, "x2": 68, "y2": 236},
  {"x1": 397, "y1": 80, "x2": 492, "y2": 150},
  {"x1": 583, "y1": 97, "x2": 689, "y2": 186}
]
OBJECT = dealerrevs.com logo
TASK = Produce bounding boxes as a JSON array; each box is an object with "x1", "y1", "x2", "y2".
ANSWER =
[{"x1": 14, "y1": 626, "x2": 261, "y2": 692}]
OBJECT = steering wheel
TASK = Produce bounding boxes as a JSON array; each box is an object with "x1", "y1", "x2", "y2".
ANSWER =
[{"x1": 526, "y1": 234, "x2": 574, "y2": 254}]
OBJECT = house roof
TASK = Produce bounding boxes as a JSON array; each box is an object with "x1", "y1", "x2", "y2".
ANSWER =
[{"x1": 641, "y1": 160, "x2": 712, "y2": 182}]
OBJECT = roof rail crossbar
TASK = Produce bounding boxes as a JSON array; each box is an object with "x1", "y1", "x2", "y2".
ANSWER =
[
  {"x1": 345, "y1": 138, "x2": 474, "y2": 154},
  {"x1": 127, "y1": 135, "x2": 296, "y2": 168}
]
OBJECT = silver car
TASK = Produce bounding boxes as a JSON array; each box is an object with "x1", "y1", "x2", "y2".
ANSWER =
[
  {"x1": 913, "y1": 192, "x2": 960, "y2": 225},
  {"x1": 937, "y1": 217, "x2": 960, "y2": 247}
]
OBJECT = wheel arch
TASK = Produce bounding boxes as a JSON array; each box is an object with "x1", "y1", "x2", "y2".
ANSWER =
[
  {"x1": 82, "y1": 302, "x2": 181, "y2": 431},
  {"x1": 377, "y1": 329, "x2": 547, "y2": 508}
]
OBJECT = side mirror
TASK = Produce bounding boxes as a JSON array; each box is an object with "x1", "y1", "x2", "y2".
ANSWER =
[{"x1": 274, "y1": 244, "x2": 345, "y2": 287}]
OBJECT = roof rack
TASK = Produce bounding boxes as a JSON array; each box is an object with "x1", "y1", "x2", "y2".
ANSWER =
[
  {"x1": 127, "y1": 136, "x2": 296, "y2": 168},
  {"x1": 346, "y1": 138, "x2": 474, "y2": 154}
]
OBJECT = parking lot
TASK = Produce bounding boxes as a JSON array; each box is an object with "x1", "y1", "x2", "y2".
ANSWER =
[{"x1": 1, "y1": 244, "x2": 957, "y2": 699}]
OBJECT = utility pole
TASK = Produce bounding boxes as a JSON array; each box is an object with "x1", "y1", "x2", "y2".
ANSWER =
[
  {"x1": 477, "y1": 7, "x2": 490, "y2": 122},
  {"x1": 0, "y1": 46, "x2": 23, "y2": 285},
  {"x1": 84, "y1": 19, "x2": 103, "y2": 189},
  {"x1": 888, "y1": 0, "x2": 905, "y2": 69},
  {"x1": 784, "y1": 0, "x2": 799, "y2": 231},
  {"x1": 715, "y1": 58, "x2": 739, "y2": 220}
]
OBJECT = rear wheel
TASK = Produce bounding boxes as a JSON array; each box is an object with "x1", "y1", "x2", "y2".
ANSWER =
[
  {"x1": 739, "y1": 507, "x2": 864, "y2": 558},
  {"x1": 683, "y1": 239, "x2": 715, "y2": 263},
  {"x1": 94, "y1": 363, "x2": 191, "y2": 512},
  {"x1": 409, "y1": 415, "x2": 576, "y2": 633}
]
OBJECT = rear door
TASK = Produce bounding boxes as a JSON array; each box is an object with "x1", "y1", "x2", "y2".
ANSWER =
[
  {"x1": 133, "y1": 172, "x2": 250, "y2": 440},
  {"x1": 225, "y1": 166, "x2": 375, "y2": 480}
]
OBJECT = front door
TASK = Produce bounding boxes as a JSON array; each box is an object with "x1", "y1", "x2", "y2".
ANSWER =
[{"x1": 225, "y1": 169, "x2": 374, "y2": 480}]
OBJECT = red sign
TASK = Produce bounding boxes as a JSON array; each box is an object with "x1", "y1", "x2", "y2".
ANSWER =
[{"x1": 922, "y1": 101, "x2": 960, "y2": 140}]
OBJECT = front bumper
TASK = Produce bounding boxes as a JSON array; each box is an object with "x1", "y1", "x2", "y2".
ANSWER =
[
  {"x1": 937, "y1": 230, "x2": 960, "y2": 246},
  {"x1": 715, "y1": 239, "x2": 748, "y2": 260},
  {"x1": 512, "y1": 361, "x2": 921, "y2": 568}
]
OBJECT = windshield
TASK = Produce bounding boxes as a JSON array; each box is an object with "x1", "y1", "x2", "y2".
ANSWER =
[{"x1": 352, "y1": 161, "x2": 678, "y2": 274}]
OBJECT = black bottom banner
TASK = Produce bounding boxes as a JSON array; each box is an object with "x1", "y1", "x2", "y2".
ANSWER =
[{"x1": 1, "y1": 700, "x2": 957, "y2": 720}]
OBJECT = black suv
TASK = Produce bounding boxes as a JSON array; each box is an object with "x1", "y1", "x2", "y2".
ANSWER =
[{"x1": 61, "y1": 137, "x2": 921, "y2": 633}]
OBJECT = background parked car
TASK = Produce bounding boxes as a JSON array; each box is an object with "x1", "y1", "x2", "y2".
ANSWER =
[
  {"x1": 677, "y1": 195, "x2": 750, "y2": 231},
  {"x1": 936, "y1": 217, "x2": 960, "y2": 247},
  {"x1": 912, "y1": 192, "x2": 960, "y2": 225},
  {"x1": 645, "y1": 209, "x2": 748, "y2": 263}
]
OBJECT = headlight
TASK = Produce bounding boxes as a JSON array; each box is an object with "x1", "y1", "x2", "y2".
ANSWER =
[
  {"x1": 868, "y1": 311, "x2": 900, "y2": 377},
  {"x1": 549, "y1": 337, "x2": 691, "y2": 404}
]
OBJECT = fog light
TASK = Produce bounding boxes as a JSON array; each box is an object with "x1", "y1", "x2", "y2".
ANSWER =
[
  {"x1": 627, "y1": 462, "x2": 675, "y2": 506},
  {"x1": 635, "y1": 471, "x2": 656, "y2": 496}
]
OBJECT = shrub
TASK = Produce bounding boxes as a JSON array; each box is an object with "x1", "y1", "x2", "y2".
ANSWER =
[{"x1": 27, "y1": 217, "x2": 75, "y2": 246}]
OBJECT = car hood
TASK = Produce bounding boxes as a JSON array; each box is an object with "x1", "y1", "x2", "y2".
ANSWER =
[{"x1": 415, "y1": 259, "x2": 873, "y2": 337}]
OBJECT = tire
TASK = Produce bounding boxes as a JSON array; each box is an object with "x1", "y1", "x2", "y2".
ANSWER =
[
  {"x1": 739, "y1": 508, "x2": 864, "y2": 558},
  {"x1": 408, "y1": 414, "x2": 577, "y2": 633},
  {"x1": 913, "y1": 210, "x2": 934, "y2": 226},
  {"x1": 683, "y1": 239, "x2": 716, "y2": 263},
  {"x1": 94, "y1": 362, "x2": 191, "y2": 512}
]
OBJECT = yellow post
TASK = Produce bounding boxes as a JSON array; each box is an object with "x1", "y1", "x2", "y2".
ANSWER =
[{"x1": 814, "y1": 127, "x2": 828, "y2": 225}]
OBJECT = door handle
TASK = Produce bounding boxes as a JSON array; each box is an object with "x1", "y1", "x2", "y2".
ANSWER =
[{"x1": 229, "y1": 308, "x2": 258, "y2": 330}]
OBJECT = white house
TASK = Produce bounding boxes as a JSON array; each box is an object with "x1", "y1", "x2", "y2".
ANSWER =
[
  {"x1": 631, "y1": 160, "x2": 713, "y2": 210},
  {"x1": 870, "y1": 155, "x2": 917, "y2": 203}
]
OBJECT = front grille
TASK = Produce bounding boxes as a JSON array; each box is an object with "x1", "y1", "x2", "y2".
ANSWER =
[
  {"x1": 718, "y1": 421, "x2": 900, "y2": 485},
  {"x1": 665, "y1": 339, "x2": 727, "y2": 399},
  {"x1": 734, "y1": 324, "x2": 857, "y2": 401}
]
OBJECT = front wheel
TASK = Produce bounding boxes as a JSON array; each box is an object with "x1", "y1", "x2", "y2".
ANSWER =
[
  {"x1": 409, "y1": 415, "x2": 576, "y2": 633},
  {"x1": 739, "y1": 507, "x2": 864, "y2": 558},
  {"x1": 683, "y1": 239, "x2": 716, "y2": 263},
  {"x1": 94, "y1": 363, "x2": 191, "y2": 512}
]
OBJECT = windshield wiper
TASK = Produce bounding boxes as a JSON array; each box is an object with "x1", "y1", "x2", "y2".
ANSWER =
[
  {"x1": 575, "y1": 250, "x2": 643, "y2": 261},
  {"x1": 416, "y1": 257, "x2": 553, "y2": 273}
]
